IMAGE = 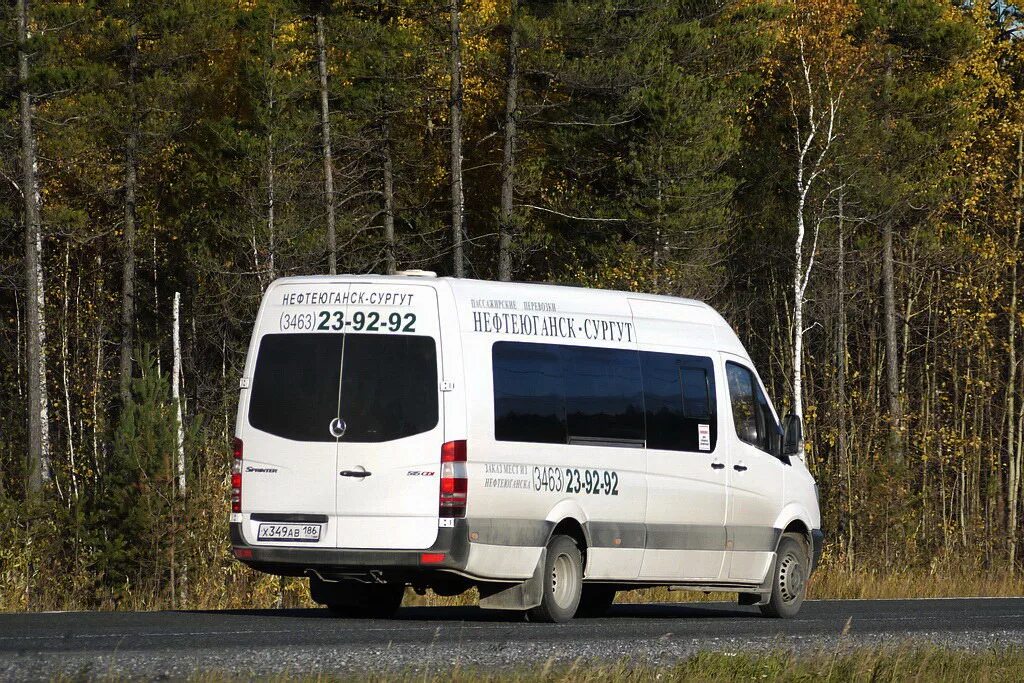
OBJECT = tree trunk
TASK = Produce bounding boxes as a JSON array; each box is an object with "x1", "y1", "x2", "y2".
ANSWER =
[
  {"x1": 880, "y1": 43, "x2": 902, "y2": 464},
  {"x1": 265, "y1": 134, "x2": 276, "y2": 284},
  {"x1": 882, "y1": 221, "x2": 902, "y2": 462},
  {"x1": 19, "y1": 0, "x2": 50, "y2": 493},
  {"x1": 787, "y1": 39, "x2": 835, "y2": 420},
  {"x1": 792, "y1": 205, "x2": 805, "y2": 418},
  {"x1": 120, "y1": 21, "x2": 139, "y2": 408},
  {"x1": 836, "y1": 191, "x2": 849, "y2": 540},
  {"x1": 152, "y1": 236, "x2": 160, "y2": 374},
  {"x1": 173, "y1": 292, "x2": 185, "y2": 494},
  {"x1": 382, "y1": 121, "x2": 396, "y2": 275},
  {"x1": 316, "y1": 13, "x2": 336, "y2": 275},
  {"x1": 92, "y1": 315, "x2": 103, "y2": 491},
  {"x1": 264, "y1": 126, "x2": 276, "y2": 284},
  {"x1": 62, "y1": 245, "x2": 77, "y2": 501},
  {"x1": 265, "y1": 19, "x2": 277, "y2": 285},
  {"x1": 497, "y1": 0, "x2": 519, "y2": 282},
  {"x1": 1008, "y1": 131, "x2": 1022, "y2": 570},
  {"x1": 449, "y1": 0, "x2": 465, "y2": 277}
]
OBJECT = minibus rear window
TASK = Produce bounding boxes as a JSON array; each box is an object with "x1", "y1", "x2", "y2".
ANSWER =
[
  {"x1": 248, "y1": 333, "x2": 438, "y2": 443},
  {"x1": 248, "y1": 334, "x2": 345, "y2": 442},
  {"x1": 338, "y1": 335, "x2": 438, "y2": 442}
]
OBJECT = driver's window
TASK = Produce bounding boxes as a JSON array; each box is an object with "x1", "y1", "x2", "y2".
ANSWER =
[{"x1": 726, "y1": 362, "x2": 778, "y2": 454}]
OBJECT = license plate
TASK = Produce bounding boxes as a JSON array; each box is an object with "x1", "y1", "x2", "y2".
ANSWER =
[{"x1": 257, "y1": 523, "x2": 322, "y2": 543}]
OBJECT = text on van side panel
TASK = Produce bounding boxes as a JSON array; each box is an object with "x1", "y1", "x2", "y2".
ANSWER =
[
  {"x1": 472, "y1": 311, "x2": 634, "y2": 343},
  {"x1": 279, "y1": 310, "x2": 417, "y2": 332},
  {"x1": 280, "y1": 290, "x2": 415, "y2": 307}
]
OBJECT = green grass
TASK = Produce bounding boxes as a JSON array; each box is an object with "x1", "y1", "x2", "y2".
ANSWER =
[{"x1": 187, "y1": 647, "x2": 1024, "y2": 682}]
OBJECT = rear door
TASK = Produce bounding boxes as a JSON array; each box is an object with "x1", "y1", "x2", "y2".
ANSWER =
[
  {"x1": 242, "y1": 282, "x2": 351, "y2": 548},
  {"x1": 334, "y1": 282, "x2": 444, "y2": 549}
]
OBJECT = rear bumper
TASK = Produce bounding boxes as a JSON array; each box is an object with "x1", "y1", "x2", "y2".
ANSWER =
[
  {"x1": 230, "y1": 521, "x2": 470, "y2": 579},
  {"x1": 811, "y1": 528, "x2": 825, "y2": 573}
]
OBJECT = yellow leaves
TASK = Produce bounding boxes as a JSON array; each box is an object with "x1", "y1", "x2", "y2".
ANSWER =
[{"x1": 568, "y1": 242, "x2": 690, "y2": 296}]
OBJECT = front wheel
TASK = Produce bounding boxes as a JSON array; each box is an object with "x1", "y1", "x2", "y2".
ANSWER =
[
  {"x1": 528, "y1": 535, "x2": 583, "y2": 623},
  {"x1": 759, "y1": 532, "x2": 809, "y2": 618}
]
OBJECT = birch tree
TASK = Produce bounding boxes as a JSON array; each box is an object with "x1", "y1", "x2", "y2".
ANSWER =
[
  {"x1": 172, "y1": 292, "x2": 185, "y2": 494},
  {"x1": 787, "y1": 36, "x2": 841, "y2": 419},
  {"x1": 1008, "y1": 132, "x2": 1022, "y2": 569}
]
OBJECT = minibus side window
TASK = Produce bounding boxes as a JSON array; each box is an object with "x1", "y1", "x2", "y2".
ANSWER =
[
  {"x1": 641, "y1": 351, "x2": 717, "y2": 452},
  {"x1": 725, "y1": 361, "x2": 778, "y2": 453},
  {"x1": 492, "y1": 341, "x2": 645, "y2": 446},
  {"x1": 493, "y1": 342, "x2": 568, "y2": 444},
  {"x1": 561, "y1": 346, "x2": 644, "y2": 444},
  {"x1": 680, "y1": 367, "x2": 712, "y2": 419}
]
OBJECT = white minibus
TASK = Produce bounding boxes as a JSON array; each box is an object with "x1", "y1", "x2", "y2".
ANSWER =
[{"x1": 230, "y1": 273, "x2": 823, "y2": 621}]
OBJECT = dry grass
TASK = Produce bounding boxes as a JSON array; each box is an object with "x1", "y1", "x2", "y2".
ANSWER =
[
  {"x1": 7, "y1": 557, "x2": 1024, "y2": 613},
  {"x1": 807, "y1": 565, "x2": 1024, "y2": 600},
  {"x1": 186, "y1": 647, "x2": 1024, "y2": 682},
  {"x1": 401, "y1": 563, "x2": 1024, "y2": 610}
]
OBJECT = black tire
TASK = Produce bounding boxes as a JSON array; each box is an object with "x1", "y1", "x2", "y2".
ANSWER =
[
  {"x1": 309, "y1": 576, "x2": 405, "y2": 618},
  {"x1": 759, "y1": 533, "x2": 809, "y2": 618},
  {"x1": 528, "y1": 535, "x2": 583, "y2": 623},
  {"x1": 576, "y1": 585, "x2": 616, "y2": 617}
]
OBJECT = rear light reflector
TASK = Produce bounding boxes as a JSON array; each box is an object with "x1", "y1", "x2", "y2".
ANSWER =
[
  {"x1": 439, "y1": 440, "x2": 467, "y2": 518},
  {"x1": 233, "y1": 547, "x2": 253, "y2": 560},
  {"x1": 420, "y1": 553, "x2": 446, "y2": 564},
  {"x1": 231, "y1": 437, "x2": 243, "y2": 513}
]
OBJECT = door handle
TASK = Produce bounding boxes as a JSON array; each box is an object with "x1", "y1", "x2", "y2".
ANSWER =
[
  {"x1": 733, "y1": 464, "x2": 748, "y2": 472},
  {"x1": 339, "y1": 470, "x2": 372, "y2": 478},
  {"x1": 711, "y1": 462, "x2": 725, "y2": 470}
]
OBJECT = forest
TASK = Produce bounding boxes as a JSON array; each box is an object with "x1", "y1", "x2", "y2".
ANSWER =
[{"x1": 3, "y1": 0, "x2": 1024, "y2": 610}]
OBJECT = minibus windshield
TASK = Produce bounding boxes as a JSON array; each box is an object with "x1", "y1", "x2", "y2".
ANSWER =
[{"x1": 248, "y1": 333, "x2": 438, "y2": 443}]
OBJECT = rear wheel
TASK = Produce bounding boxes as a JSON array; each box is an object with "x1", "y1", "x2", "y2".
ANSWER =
[
  {"x1": 309, "y1": 576, "x2": 405, "y2": 618},
  {"x1": 759, "y1": 533, "x2": 808, "y2": 618},
  {"x1": 528, "y1": 535, "x2": 583, "y2": 623},
  {"x1": 576, "y1": 585, "x2": 616, "y2": 617}
]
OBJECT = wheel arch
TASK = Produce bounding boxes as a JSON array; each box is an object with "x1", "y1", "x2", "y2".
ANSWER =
[
  {"x1": 773, "y1": 504, "x2": 814, "y2": 554},
  {"x1": 544, "y1": 501, "x2": 591, "y2": 573}
]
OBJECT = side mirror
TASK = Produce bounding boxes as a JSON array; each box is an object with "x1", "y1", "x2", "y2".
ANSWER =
[{"x1": 782, "y1": 413, "x2": 803, "y2": 458}]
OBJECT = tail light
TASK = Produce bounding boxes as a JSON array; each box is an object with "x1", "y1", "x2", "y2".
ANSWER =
[
  {"x1": 439, "y1": 440, "x2": 467, "y2": 518},
  {"x1": 231, "y1": 437, "x2": 243, "y2": 513}
]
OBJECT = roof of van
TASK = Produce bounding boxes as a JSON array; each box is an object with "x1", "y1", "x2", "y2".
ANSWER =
[
  {"x1": 269, "y1": 274, "x2": 715, "y2": 311},
  {"x1": 266, "y1": 274, "x2": 751, "y2": 362}
]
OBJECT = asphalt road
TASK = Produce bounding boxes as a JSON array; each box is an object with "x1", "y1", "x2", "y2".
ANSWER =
[{"x1": 1, "y1": 598, "x2": 1023, "y2": 679}]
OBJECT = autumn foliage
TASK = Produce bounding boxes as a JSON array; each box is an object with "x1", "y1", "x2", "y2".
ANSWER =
[{"x1": 2, "y1": 0, "x2": 1024, "y2": 609}]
